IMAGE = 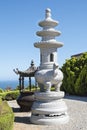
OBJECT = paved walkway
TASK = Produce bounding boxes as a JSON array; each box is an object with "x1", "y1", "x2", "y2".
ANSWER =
[{"x1": 8, "y1": 95, "x2": 87, "y2": 130}]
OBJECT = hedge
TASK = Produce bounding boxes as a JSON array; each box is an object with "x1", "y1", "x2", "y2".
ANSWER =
[
  {"x1": 0, "y1": 99, "x2": 14, "y2": 130},
  {"x1": 0, "y1": 90, "x2": 20, "y2": 100}
]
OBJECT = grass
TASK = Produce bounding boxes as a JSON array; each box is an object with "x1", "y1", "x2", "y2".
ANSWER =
[{"x1": 0, "y1": 99, "x2": 14, "y2": 130}]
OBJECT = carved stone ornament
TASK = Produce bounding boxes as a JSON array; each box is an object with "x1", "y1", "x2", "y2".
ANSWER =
[{"x1": 30, "y1": 8, "x2": 69, "y2": 125}]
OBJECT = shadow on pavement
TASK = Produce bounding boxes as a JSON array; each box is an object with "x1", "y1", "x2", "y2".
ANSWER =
[
  {"x1": 12, "y1": 107, "x2": 20, "y2": 112},
  {"x1": 14, "y1": 116, "x2": 31, "y2": 124}
]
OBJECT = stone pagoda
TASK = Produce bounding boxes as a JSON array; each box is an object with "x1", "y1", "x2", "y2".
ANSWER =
[{"x1": 30, "y1": 8, "x2": 69, "y2": 125}]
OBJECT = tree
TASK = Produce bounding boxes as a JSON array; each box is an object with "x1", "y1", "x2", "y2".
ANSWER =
[
  {"x1": 75, "y1": 64, "x2": 87, "y2": 96},
  {"x1": 61, "y1": 52, "x2": 87, "y2": 96}
]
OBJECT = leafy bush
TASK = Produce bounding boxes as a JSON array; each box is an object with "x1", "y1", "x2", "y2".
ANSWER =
[
  {"x1": 0, "y1": 88, "x2": 4, "y2": 93},
  {"x1": 75, "y1": 64, "x2": 87, "y2": 96},
  {"x1": 0, "y1": 90, "x2": 20, "y2": 100},
  {"x1": 0, "y1": 99, "x2": 14, "y2": 130},
  {"x1": 0, "y1": 92, "x2": 6, "y2": 100},
  {"x1": 61, "y1": 52, "x2": 87, "y2": 96}
]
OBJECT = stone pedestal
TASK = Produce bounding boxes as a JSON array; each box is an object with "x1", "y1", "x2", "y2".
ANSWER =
[{"x1": 30, "y1": 91, "x2": 69, "y2": 125}]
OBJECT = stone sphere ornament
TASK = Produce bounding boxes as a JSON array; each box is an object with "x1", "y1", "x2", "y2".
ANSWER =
[{"x1": 30, "y1": 8, "x2": 69, "y2": 125}]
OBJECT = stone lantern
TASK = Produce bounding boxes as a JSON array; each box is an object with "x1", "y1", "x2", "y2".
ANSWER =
[{"x1": 30, "y1": 8, "x2": 69, "y2": 125}]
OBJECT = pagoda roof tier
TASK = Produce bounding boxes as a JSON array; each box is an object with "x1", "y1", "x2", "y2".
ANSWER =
[
  {"x1": 39, "y1": 19, "x2": 58, "y2": 27},
  {"x1": 13, "y1": 67, "x2": 37, "y2": 77},
  {"x1": 13, "y1": 60, "x2": 37, "y2": 77},
  {"x1": 34, "y1": 41, "x2": 63, "y2": 48},
  {"x1": 36, "y1": 30, "x2": 61, "y2": 37}
]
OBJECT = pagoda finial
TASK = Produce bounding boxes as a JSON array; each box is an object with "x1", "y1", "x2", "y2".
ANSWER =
[
  {"x1": 31, "y1": 60, "x2": 34, "y2": 67},
  {"x1": 45, "y1": 8, "x2": 51, "y2": 19}
]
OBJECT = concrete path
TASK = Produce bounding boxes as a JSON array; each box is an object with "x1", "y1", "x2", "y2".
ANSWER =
[{"x1": 8, "y1": 95, "x2": 87, "y2": 130}]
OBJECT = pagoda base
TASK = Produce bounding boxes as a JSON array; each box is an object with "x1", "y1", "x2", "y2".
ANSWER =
[
  {"x1": 30, "y1": 91, "x2": 69, "y2": 125},
  {"x1": 30, "y1": 114, "x2": 69, "y2": 125}
]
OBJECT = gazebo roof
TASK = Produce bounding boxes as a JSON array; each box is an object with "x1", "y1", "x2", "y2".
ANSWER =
[{"x1": 13, "y1": 60, "x2": 37, "y2": 77}]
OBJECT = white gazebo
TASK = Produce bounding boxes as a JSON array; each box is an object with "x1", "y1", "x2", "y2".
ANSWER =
[{"x1": 30, "y1": 8, "x2": 69, "y2": 125}]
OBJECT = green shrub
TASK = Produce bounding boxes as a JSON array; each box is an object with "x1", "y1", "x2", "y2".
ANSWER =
[
  {"x1": 75, "y1": 64, "x2": 87, "y2": 96},
  {"x1": 0, "y1": 88, "x2": 4, "y2": 93},
  {"x1": 61, "y1": 52, "x2": 87, "y2": 96},
  {"x1": 5, "y1": 90, "x2": 20, "y2": 100},
  {"x1": 0, "y1": 90, "x2": 20, "y2": 100},
  {"x1": 0, "y1": 93, "x2": 7, "y2": 100},
  {"x1": 0, "y1": 99, "x2": 14, "y2": 130}
]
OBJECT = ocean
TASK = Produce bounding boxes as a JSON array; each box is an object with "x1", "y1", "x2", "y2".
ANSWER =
[
  {"x1": 0, "y1": 79, "x2": 35, "y2": 90},
  {"x1": 0, "y1": 80, "x2": 19, "y2": 90}
]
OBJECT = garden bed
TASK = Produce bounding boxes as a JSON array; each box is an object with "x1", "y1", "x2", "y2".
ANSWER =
[{"x1": 0, "y1": 99, "x2": 14, "y2": 130}]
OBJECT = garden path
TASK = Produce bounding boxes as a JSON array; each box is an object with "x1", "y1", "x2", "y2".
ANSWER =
[{"x1": 8, "y1": 95, "x2": 87, "y2": 130}]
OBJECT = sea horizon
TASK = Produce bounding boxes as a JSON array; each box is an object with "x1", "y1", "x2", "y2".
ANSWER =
[{"x1": 0, "y1": 79, "x2": 35, "y2": 90}]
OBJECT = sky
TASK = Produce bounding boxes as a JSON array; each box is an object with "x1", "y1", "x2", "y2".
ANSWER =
[{"x1": 0, "y1": 0, "x2": 87, "y2": 81}]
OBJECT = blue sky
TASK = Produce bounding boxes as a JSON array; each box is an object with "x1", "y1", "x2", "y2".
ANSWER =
[{"x1": 0, "y1": 0, "x2": 87, "y2": 80}]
